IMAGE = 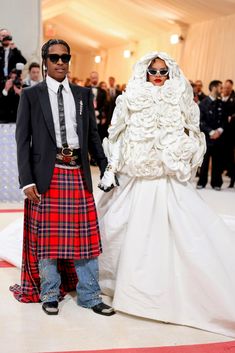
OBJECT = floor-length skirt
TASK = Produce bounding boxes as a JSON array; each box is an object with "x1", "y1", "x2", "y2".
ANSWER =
[{"x1": 97, "y1": 174, "x2": 235, "y2": 337}]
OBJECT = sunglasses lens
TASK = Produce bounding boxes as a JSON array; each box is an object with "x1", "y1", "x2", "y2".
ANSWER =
[
  {"x1": 48, "y1": 54, "x2": 71, "y2": 63},
  {"x1": 48, "y1": 54, "x2": 59, "y2": 63},
  {"x1": 147, "y1": 68, "x2": 168, "y2": 76},
  {"x1": 61, "y1": 54, "x2": 71, "y2": 63},
  {"x1": 159, "y1": 69, "x2": 168, "y2": 76},
  {"x1": 148, "y1": 69, "x2": 157, "y2": 76}
]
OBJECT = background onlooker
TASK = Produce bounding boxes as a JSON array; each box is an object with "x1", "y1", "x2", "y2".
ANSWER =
[
  {"x1": 222, "y1": 79, "x2": 235, "y2": 187},
  {"x1": 197, "y1": 80, "x2": 226, "y2": 190},
  {"x1": 194, "y1": 80, "x2": 207, "y2": 103},
  {"x1": 23, "y1": 62, "x2": 41, "y2": 87},
  {"x1": 0, "y1": 28, "x2": 27, "y2": 90}
]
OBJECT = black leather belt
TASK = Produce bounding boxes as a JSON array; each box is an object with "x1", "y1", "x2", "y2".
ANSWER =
[
  {"x1": 56, "y1": 147, "x2": 80, "y2": 157},
  {"x1": 56, "y1": 147, "x2": 81, "y2": 166}
]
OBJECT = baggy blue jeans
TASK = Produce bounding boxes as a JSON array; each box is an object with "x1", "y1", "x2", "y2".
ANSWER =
[{"x1": 38, "y1": 258, "x2": 102, "y2": 308}]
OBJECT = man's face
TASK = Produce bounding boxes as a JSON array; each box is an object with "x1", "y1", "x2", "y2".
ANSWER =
[
  {"x1": 0, "y1": 30, "x2": 12, "y2": 48},
  {"x1": 90, "y1": 72, "x2": 99, "y2": 86},
  {"x1": 215, "y1": 83, "x2": 222, "y2": 97},
  {"x1": 223, "y1": 82, "x2": 233, "y2": 97},
  {"x1": 0, "y1": 29, "x2": 9, "y2": 41},
  {"x1": 109, "y1": 77, "x2": 115, "y2": 87},
  {"x1": 45, "y1": 44, "x2": 70, "y2": 82},
  {"x1": 195, "y1": 80, "x2": 203, "y2": 93},
  {"x1": 29, "y1": 67, "x2": 40, "y2": 81}
]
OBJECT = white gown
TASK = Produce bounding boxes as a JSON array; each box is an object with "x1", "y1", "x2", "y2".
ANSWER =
[
  {"x1": 97, "y1": 51, "x2": 235, "y2": 337},
  {"x1": 97, "y1": 175, "x2": 235, "y2": 338}
]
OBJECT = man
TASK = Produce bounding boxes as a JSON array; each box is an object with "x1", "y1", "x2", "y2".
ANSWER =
[
  {"x1": 0, "y1": 68, "x2": 22, "y2": 123},
  {"x1": 12, "y1": 39, "x2": 115, "y2": 316},
  {"x1": 0, "y1": 29, "x2": 27, "y2": 89},
  {"x1": 107, "y1": 76, "x2": 121, "y2": 125},
  {"x1": 23, "y1": 62, "x2": 41, "y2": 87},
  {"x1": 197, "y1": 80, "x2": 226, "y2": 190},
  {"x1": 89, "y1": 71, "x2": 107, "y2": 141},
  {"x1": 194, "y1": 80, "x2": 207, "y2": 103},
  {"x1": 222, "y1": 79, "x2": 235, "y2": 187}
]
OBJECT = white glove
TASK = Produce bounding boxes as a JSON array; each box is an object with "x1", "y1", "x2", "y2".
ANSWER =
[
  {"x1": 102, "y1": 138, "x2": 121, "y2": 173},
  {"x1": 98, "y1": 168, "x2": 119, "y2": 192}
]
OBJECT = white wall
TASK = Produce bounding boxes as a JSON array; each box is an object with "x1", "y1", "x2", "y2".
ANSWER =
[
  {"x1": 181, "y1": 13, "x2": 235, "y2": 94},
  {"x1": 0, "y1": 0, "x2": 42, "y2": 69}
]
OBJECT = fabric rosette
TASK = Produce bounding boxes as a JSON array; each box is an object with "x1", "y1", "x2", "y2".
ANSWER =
[{"x1": 162, "y1": 134, "x2": 199, "y2": 182}]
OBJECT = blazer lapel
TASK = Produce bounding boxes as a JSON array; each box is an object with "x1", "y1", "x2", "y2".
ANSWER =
[
  {"x1": 70, "y1": 84, "x2": 83, "y2": 148},
  {"x1": 37, "y1": 81, "x2": 56, "y2": 145}
]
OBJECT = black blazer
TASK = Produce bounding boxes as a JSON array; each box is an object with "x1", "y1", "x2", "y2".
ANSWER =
[
  {"x1": 15, "y1": 81, "x2": 107, "y2": 194},
  {"x1": 199, "y1": 96, "x2": 226, "y2": 146},
  {"x1": 0, "y1": 47, "x2": 27, "y2": 79}
]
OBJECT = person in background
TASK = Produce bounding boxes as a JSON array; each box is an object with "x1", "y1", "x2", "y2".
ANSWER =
[
  {"x1": 107, "y1": 76, "x2": 121, "y2": 126},
  {"x1": 0, "y1": 68, "x2": 22, "y2": 123},
  {"x1": 0, "y1": 28, "x2": 27, "y2": 90},
  {"x1": 88, "y1": 71, "x2": 108, "y2": 165},
  {"x1": 194, "y1": 79, "x2": 207, "y2": 102},
  {"x1": 89, "y1": 71, "x2": 108, "y2": 141},
  {"x1": 11, "y1": 39, "x2": 115, "y2": 317},
  {"x1": 222, "y1": 79, "x2": 235, "y2": 188},
  {"x1": 23, "y1": 62, "x2": 41, "y2": 87},
  {"x1": 197, "y1": 80, "x2": 226, "y2": 190}
]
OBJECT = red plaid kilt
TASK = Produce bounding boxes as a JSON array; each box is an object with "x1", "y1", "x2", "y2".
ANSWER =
[{"x1": 10, "y1": 166, "x2": 102, "y2": 303}]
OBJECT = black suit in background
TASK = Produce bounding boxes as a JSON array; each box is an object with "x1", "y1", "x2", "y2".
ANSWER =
[
  {"x1": 107, "y1": 88, "x2": 122, "y2": 126},
  {"x1": 223, "y1": 91, "x2": 235, "y2": 186},
  {"x1": 0, "y1": 87, "x2": 20, "y2": 123},
  {"x1": 0, "y1": 46, "x2": 27, "y2": 89},
  {"x1": 197, "y1": 91, "x2": 207, "y2": 102},
  {"x1": 89, "y1": 86, "x2": 108, "y2": 141},
  {"x1": 15, "y1": 81, "x2": 107, "y2": 194},
  {"x1": 197, "y1": 97, "x2": 226, "y2": 188}
]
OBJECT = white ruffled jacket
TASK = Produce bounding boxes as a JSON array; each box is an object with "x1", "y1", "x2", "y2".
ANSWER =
[{"x1": 103, "y1": 52, "x2": 206, "y2": 182}]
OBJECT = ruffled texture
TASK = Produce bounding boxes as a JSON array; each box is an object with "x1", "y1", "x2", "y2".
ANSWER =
[{"x1": 105, "y1": 51, "x2": 206, "y2": 182}]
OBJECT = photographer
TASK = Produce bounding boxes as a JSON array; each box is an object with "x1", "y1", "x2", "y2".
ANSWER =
[
  {"x1": 0, "y1": 67, "x2": 22, "y2": 123},
  {"x1": 0, "y1": 28, "x2": 27, "y2": 90}
]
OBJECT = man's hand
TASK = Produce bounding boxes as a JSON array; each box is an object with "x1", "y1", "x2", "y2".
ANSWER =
[
  {"x1": 210, "y1": 130, "x2": 221, "y2": 140},
  {"x1": 4, "y1": 79, "x2": 13, "y2": 92},
  {"x1": 98, "y1": 170, "x2": 119, "y2": 192},
  {"x1": 13, "y1": 85, "x2": 22, "y2": 95},
  {"x1": 24, "y1": 185, "x2": 41, "y2": 203}
]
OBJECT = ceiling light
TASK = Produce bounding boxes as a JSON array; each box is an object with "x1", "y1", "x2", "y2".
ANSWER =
[
  {"x1": 123, "y1": 50, "x2": 131, "y2": 58},
  {"x1": 94, "y1": 55, "x2": 101, "y2": 63},
  {"x1": 170, "y1": 34, "x2": 184, "y2": 44}
]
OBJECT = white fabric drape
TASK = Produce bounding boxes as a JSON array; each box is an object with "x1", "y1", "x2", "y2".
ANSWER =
[{"x1": 181, "y1": 13, "x2": 235, "y2": 92}]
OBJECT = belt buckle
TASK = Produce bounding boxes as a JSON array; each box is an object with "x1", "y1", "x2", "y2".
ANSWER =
[{"x1": 61, "y1": 147, "x2": 73, "y2": 157}]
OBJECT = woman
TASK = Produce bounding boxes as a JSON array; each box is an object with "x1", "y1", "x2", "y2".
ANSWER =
[{"x1": 97, "y1": 52, "x2": 235, "y2": 337}]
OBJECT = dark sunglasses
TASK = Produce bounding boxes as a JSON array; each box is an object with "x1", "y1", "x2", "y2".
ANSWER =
[
  {"x1": 147, "y1": 68, "x2": 169, "y2": 77},
  {"x1": 47, "y1": 54, "x2": 71, "y2": 63}
]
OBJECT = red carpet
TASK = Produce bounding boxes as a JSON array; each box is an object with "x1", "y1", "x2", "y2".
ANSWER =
[
  {"x1": 42, "y1": 341, "x2": 235, "y2": 353},
  {"x1": 0, "y1": 260, "x2": 15, "y2": 267},
  {"x1": 0, "y1": 209, "x2": 23, "y2": 213}
]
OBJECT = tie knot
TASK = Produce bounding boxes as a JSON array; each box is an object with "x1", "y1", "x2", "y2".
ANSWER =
[{"x1": 58, "y1": 84, "x2": 63, "y2": 94}]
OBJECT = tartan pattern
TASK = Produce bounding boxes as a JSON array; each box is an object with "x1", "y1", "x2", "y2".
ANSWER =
[{"x1": 10, "y1": 166, "x2": 101, "y2": 303}]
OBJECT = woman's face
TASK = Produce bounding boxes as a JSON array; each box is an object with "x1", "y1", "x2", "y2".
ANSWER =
[{"x1": 147, "y1": 58, "x2": 169, "y2": 86}]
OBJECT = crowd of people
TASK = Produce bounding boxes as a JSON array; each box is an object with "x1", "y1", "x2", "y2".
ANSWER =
[{"x1": 0, "y1": 29, "x2": 234, "y2": 189}]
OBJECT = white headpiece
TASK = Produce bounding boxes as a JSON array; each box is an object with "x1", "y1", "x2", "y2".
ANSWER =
[{"x1": 124, "y1": 51, "x2": 192, "y2": 112}]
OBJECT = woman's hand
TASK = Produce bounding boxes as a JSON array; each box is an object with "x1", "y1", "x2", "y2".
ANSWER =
[{"x1": 98, "y1": 169, "x2": 119, "y2": 192}]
